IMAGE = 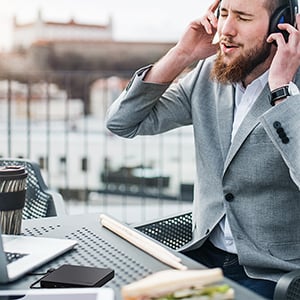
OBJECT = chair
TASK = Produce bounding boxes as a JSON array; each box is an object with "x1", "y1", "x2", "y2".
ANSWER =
[
  {"x1": 273, "y1": 270, "x2": 300, "y2": 300},
  {"x1": 135, "y1": 211, "x2": 300, "y2": 300},
  {"x1": 0, "y1": 158, "x2": 66, "y2": 219},
  {"x1": 135, "y1": 210, "x2": 192, "y2": 250}
]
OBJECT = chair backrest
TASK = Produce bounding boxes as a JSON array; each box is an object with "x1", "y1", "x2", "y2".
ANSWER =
[
  {"x1": 135, "y1": 211, "x2": 192, "y2": 250},
  {"x1": 0, "y1": 158, "x2": 65, "y2": 219}
]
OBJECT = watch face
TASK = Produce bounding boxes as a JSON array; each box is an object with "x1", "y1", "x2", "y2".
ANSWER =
[{"x1": 288, "y1": 82, "x2": 300, "y2": 95}]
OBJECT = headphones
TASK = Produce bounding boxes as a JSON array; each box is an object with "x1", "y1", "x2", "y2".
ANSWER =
[
  {"x1": 217, "y1": 0, "x2": 298, "y2": 42},
  {"x1": 269, "y1": 0, "x2": 298, "y2": 41}
]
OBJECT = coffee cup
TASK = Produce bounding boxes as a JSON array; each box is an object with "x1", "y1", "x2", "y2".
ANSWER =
[{"x1": 0, "y1": 165, "x2": 27, "y2": 234}]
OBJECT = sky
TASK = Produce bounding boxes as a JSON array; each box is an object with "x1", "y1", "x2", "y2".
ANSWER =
[{"x1": 0, "y1": 0, "x2": 211, "y2": 51}]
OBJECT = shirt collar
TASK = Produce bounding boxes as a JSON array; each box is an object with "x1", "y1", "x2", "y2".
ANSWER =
[
  {"x1": 235, "y1": 70, "x2": 269, "y2": 94},
  {"x1": 234, "y1": 70, "x2": 269, "y2": 107}
]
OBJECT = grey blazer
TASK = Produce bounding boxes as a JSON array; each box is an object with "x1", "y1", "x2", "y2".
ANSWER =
[{"x1": 106, "y1": 56, "x2": 300, "y2": 282}]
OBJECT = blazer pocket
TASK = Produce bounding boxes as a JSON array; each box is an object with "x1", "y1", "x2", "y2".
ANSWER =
[{"x1": 268, "y1": 242, "x2": 300, "y2": 261}]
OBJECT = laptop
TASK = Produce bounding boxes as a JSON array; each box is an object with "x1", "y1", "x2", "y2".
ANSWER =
[{"x1": 0, "y1": 230, "x2": 77, "y2": 283}]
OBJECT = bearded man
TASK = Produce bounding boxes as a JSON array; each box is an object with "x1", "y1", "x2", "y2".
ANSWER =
[{"x1": 105, "y1": 0, "x2": 300, "y2": 299}]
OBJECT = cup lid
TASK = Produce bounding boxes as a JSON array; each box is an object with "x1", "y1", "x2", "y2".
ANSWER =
[{"x1": 0, "y1": 165, "x2": 27, "y2": 180}]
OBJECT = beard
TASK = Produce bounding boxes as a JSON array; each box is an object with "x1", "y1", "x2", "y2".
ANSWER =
[{"x1": 210, "y1": 37, "x2": 271, "y2": 84}]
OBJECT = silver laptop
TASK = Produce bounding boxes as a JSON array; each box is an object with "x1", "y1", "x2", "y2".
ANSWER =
[{"x1": 0, "y1": 230, "x2": 77, "y2": 283}]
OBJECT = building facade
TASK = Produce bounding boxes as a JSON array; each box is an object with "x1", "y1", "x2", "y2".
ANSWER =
[{"x1": 13, "y1": 10, "x2": 113, "y2": 50}]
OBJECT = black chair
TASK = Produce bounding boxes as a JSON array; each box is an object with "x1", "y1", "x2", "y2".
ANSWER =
[
  {"x1": 135, "y1": 211, "x2": 300, "y2": 300},
  {"x1": 0, "y1": 158, "x2": 66, "y2": 219},
  {"x1": 135, "y1": 210, "x2": 192, "y2": 250},
  {"x1": 273, "y1": 270, "x2": 300, "y2": 300}
]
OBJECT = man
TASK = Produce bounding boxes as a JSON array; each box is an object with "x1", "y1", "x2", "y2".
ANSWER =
[{"x1": 106, "y1": 0, "x2": 300, "y2": 298}]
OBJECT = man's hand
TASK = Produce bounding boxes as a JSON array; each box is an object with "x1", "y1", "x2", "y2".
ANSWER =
[
  {"x1": 267, "y1": 14, "x2": 300, "y2": 91},
  {"x1": 174, "y1": 0, "x2": 220, "y2": 65},
  {"x1": 145, "y1": 0, "x2": 220, "y2": 84}
]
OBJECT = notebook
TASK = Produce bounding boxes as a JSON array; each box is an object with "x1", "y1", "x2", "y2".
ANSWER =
[{"x1": 0, "y1": 230, "x2": 77, "y2": 283}]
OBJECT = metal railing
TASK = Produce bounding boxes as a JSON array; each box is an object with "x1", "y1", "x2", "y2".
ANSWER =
[{"x1": 0, "y1": 71, "x2": 194, "y2": 222}]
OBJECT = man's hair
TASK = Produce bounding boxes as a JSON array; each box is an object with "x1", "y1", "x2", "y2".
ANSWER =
[{"x1": 264, "y1": 0, "x2": 287, "y2": 16}]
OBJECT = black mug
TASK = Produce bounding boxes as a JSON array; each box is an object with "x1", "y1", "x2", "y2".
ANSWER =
[{"x1": 0, "y1": 166, "x2": 27, "y2": 234}]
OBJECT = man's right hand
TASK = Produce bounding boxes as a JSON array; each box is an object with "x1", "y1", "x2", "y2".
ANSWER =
[
  {"x1": 145, "y1": 0, "x2": 220, "y2": 84},
  {"x1": 174, "y1": 0, "x2": 220, "y2": 64}
]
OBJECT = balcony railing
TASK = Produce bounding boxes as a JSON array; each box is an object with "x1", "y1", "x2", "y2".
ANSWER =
[{"x1": 0, "y1": 71, "x2": 194, "y2": 222}]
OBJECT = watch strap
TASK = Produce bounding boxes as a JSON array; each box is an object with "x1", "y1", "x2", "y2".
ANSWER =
[{"x1": 269, "y1": 85, "x2": 289, "y2": 106}]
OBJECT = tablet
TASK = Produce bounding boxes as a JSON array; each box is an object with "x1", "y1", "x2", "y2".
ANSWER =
[{"x1": 0, "y1": 288, "x2": 114, "y2": 300}]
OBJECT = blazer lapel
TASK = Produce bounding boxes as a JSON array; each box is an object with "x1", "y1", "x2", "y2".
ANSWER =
[{"x1": 223, "y1": 84, "x2": 271, "y2": 173}]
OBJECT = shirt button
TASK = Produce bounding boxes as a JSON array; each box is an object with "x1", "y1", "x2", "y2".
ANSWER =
[{"x1": 225, "y1": 193, "x2": 234, "y2": 202}]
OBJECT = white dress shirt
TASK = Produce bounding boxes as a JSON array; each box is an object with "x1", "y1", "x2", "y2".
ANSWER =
[{"x1": 209, "y1": 70, "x2": 269, "y2": 253}]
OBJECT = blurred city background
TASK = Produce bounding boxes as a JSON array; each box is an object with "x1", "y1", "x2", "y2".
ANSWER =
[{"x1": 0, "y1": 0, "x2": 209, "y2": 223}]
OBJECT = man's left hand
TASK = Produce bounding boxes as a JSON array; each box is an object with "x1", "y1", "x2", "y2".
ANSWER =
[{"x1": 267, "y1": 14, "x2": 300, "y2": 90}]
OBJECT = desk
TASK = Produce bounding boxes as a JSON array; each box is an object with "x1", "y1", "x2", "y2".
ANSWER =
[{"x1": 0, "y1": 213, "x2": 265, "y2": 300}]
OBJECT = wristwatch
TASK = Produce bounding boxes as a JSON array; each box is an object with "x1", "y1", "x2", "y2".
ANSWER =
[{"x1": 269, "y1": 82, "x2": 300, "y2": 106}]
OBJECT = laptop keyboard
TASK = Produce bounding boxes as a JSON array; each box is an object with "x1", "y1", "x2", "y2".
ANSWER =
[{"x1": 5, "y1": 251, "x2": 28, "y2": 264}]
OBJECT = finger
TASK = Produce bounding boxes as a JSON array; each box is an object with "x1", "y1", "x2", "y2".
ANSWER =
[
  {"x1": 208, "y1": 0, "x2": 221, "y2": 12},
  {"x1": 201, "y1": 17, "x2": 215, "y2": 34},
  {"x1": 295, "y1": 13, "x2": 300, "y2": 29},
  {"x1": 277, "y1": 23, "x2": 300, "y2": 46},
  {"x1": 200, "y1": 0, "x2": 220, "y2": 34},
  {"x1": 266, "y1": 32, "x2": 286, "y2": 46},
  {"x1": 208, "y1": 0, "x2": 221, "y2": 21},
  {"x1": 207, "y1": 11, "x2": 218, "y2": 28},
  {"x1": 277, "y1": 23, "x2": 298, "y2": 35}
]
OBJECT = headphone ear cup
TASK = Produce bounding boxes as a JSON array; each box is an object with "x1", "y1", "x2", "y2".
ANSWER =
[
  {"x1": 269, "y1": 6, "x2": 292, "y2": 35},
  {"x1": 216, "y1": 3, "x2": 221, "y2": 19}
]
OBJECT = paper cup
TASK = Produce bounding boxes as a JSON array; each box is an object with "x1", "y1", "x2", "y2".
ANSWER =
[{"x1": 0, "y1": 165, "x2": 27, "y2": 235}]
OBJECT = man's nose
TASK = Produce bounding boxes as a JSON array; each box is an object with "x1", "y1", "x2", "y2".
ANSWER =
[{"x1": 220, "y1": 16, "x2": 237, "y2": 36}]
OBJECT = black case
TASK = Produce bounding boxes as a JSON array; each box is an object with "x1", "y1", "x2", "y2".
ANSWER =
[{"x1": 40, "y1": 265, "x2": 114, "y2": 288}]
